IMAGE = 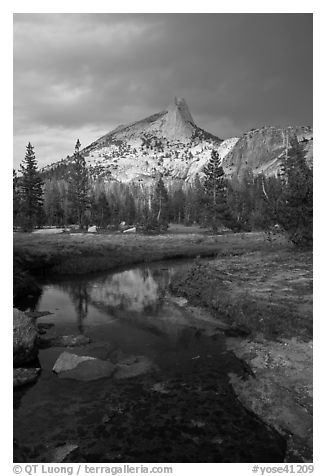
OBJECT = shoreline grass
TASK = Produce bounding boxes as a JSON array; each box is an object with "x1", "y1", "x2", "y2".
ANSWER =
[
  {"x1": 169, "y1": 247, "x2": 312, "y2": 341},
  {"x1": 13, "y1": 230, "x2": 287, "y2": 277}
]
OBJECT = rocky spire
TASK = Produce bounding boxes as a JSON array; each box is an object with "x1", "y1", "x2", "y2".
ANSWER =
[
  {"x1": 161, "y1": 97, "x2": 196, "y2": 140},
  {"x1": 173, "y1": 97, "x2": 195, "y2": 125}
]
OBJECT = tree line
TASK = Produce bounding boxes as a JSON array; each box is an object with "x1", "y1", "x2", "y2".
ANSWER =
[{"x1": 13, "y1": 140, "x2": 312, "y2": 247}]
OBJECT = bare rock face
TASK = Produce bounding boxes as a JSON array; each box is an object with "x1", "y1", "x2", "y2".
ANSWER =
[
  {"x1": 43, "y1": 98, "x2": 223, "y2": 184},
  {"x1": 13, "y1": 308, "x2": 39, "y2": 367},
  {"x1": 41, "y1": 98, "x2": 312, "y2": 184},
  {"x1": 161, "y1": 97, "x2": 196, "y2": 140},
  {"x1": 227, "y1": 338, "x2": 312, "y2": 462},
  {"x1": 222, "y1": 126, "x2": 313, "y2": 179}
]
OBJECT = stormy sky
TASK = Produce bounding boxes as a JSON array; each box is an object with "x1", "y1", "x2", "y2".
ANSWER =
[{"x1": 13, "y1": 13, "x2": 313, "y2": 168}]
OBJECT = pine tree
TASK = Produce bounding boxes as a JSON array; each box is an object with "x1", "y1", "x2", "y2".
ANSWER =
[
  {"x1": 226, "y1": 169, "x2": 255, "y2": 231},
  {"x1": 109, "y1": 192, "x2": 121, "y2": 228},
  {"x1": 151, "y1": 175, "x2": 169, "y2": 232},
  {"x1": 226, "y1": 177, "x2": 244, "y2": 231},
  {"x1": 68, "y1": 140, "x2": 89, "y2": 228},
  {"x1": 124, "y1": 189, "x2": 137, "y2": 225},
  {"x1": 276, "y1": 142, "x2": 313, "y2": 247},
  {"x1": 90, "y1": 190, "x2": 111, "y2": 228},
  {"x1": 19, "y1": 143, "x2": 44, "y2": 231},
  {"x1": 202, "y1": 150, "x2": 231, "y2": 232},
  {"x1": 170, "y1": 188, "x2": 185, "y2": 223},
  {"x1": 43, "y1": 179, "x2": 64, "y2": 226},
  {"x1": 193, "y1": 173, "x2": 205, "y2": 224}
]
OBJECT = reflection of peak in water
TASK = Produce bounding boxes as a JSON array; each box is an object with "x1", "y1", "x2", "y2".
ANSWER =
[
  {"x1": 89, "y1": 268, "x2": 169, "y2": 313},
  {"x1": 86, "y1": 266, "x2": 198, "y2": 343},
  {"x1": 92, "y1": 296, "x2": 207, "y2": 345}
]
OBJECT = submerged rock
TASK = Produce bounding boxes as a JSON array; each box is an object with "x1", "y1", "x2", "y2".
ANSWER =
[
  {"x1": 44, "y1": 334, "x2": 91, "y2": 348},
  {"x1": 114, "y1": 355, "x2": 155, "y2": 379},
  {"x1": 53, "y1": 351, "x2": 95, "y2": 373},
  {"x1": 82, "y1": 342, "x2": 115, "y2": 360},
  {"x1": 53, "y1": 351, "x2": 116, "y2": 381},
  {"x1": 13, "y1": 308, "x2": 39, "y2": 366},
  {"x1": 13, "y1": 368, "x2": 41, "y2": 389},
  {"x1": 58, "y1": 359, "x2": 116, "y2": 381}
]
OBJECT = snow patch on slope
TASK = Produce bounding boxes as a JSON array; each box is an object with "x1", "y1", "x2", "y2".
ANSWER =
[{"x1": 217, "y1": 137, "x2": 239, "y2": 162}]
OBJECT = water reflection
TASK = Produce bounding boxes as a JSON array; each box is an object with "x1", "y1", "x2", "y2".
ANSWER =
[
  {"x1": 90, "y1": 268, "x2": 169, "y2": 313},
  {"x1": 60, "y1": 267, "x2": 173, "y2": 323},
  {"x1": 35, "y1": 263, "x2": 204, "y2": 344},
  {"x1": 68, "y1": 283, "x2": 90, "y2": 333}
]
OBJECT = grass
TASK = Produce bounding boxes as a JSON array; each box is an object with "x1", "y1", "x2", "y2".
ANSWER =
[
  {"x1": 13, "y1": 230, "x2": 285, "y2": 277},
  {"x1": 170, "y1": 247, "x2": 312, "y2": 340}
]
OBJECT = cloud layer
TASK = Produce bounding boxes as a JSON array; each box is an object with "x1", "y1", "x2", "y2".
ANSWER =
[{"x1": 13, "y1": 13, "x2": 312, "y2": 168}]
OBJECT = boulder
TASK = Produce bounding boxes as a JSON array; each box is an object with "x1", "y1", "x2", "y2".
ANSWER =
[
  {"x1": 13, "y1": 309, "x2": 39, "y2": 366},
  {"x1": 13, "y1": 368, "x2": 41, "y2": 389},
  {"x1": 123, "y1": 227, "x2": 136, "y2": 234},
  {"x1": 88, "y1": 225, "x2": 97, "y2": 233},
  {"x1": 119, "y1": 222, "x2": 130, "y2": 232}
]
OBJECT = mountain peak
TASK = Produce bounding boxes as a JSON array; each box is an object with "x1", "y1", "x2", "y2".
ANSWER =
[
  {"x1": 161, "y1": 97, "x2": 196, "y2": 140},
  {"x1": 69, "y1": 97, "x2": 223, "y2": 183},
  {"x1": 170, "y1": 97, "x2": 195, "y2": 125}
]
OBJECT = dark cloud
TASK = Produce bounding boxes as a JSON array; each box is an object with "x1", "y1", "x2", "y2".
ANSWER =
[{"x1": 13, "y1": 13, "x2": 312, "y2": 167}]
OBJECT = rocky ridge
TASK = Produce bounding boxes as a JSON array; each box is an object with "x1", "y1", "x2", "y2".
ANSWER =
[
  {"x1": 222, "y1": 125, "x2": 313, "y2": 180},
  {"x1": 42, "y1": 97, "x2": 312, "y2": 183}
]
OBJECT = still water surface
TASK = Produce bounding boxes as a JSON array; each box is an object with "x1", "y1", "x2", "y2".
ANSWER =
[{"x1": 14, "y1": 260, "x2": 286, "y2": 463}]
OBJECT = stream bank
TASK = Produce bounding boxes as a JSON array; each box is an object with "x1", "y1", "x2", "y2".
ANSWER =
[
  {"x1": 13, "y1": 231, "x2": 286, "y2": 306},
  {"x1": 169, "y1": 248, "x2": 313, "y2": 462}
]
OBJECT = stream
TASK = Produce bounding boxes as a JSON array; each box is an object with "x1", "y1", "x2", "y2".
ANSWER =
[{"x1": 14, "y1": 260, "x2": 286, "y2": 463}]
